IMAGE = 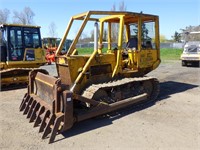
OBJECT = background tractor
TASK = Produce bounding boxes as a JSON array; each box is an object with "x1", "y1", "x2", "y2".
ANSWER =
[
  {"x1": 0, "y1": 24, "x2": 47, "y2": 87},
  {"x1": 20, "y1": 11, "x2": 160, "y2": 143}
]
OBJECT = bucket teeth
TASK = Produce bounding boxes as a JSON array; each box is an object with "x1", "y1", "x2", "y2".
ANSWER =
[
  {"x1": 33, "y1": 106, "x2": 45, "y2": 127},
  {"x1": 23, "y1": 97, "x2": 33, "y2": 115},
  {"x1": 29, "y1": 102, "x2": 40, "y2": 123},
  {"x1": 27, "y1": 100, "x2": 36, "y2": 119},
  {"x1": 41, "y1": 113, "x2": 64, "y2": 144},
  {"x1": 39, "y1": 110, "x2": 51, "y2": 133},
  {"x1": 20, "y1": 94, "x2": 64, "y2": 143},
  {"x1": 49, "y1": 115, "x2": 64, "y2": 144},
  {"x1": 42, "y1": 115, "x2": 56, "y2": 139},
  {"x1": 19, "y1": 93, "x2": 30, "y2": 111}
]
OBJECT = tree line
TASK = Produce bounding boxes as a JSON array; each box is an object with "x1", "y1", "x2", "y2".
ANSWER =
[
  {"x1": 0, "y1": 7, "x2": 35, "y2": 25},
  {"x1": 78, "y1": 1, "x2": 126, "y2": 43},
  {"x1": 1, "y1": 3, "x2": 199, "y2": 42},
  {"x1": 0, "y1": 7, "x2": 57, "y2": 37}
]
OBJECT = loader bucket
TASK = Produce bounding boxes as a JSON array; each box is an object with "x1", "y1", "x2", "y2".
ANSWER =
[
  {"x1": 19, "y1": 70, "x2": 74, "y2": 143},
  {"x1": 19, "y1": 71, "x2": 158, "y2": 144}
]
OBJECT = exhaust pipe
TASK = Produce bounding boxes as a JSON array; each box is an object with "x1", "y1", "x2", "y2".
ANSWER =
[{"x1": 94, "y1": 21, "x2": 98, "y2": 51}]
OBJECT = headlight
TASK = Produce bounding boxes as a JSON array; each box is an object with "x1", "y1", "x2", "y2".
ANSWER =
[{"x1": 198, "y1": 47, "x2": 200, "y2": 52}]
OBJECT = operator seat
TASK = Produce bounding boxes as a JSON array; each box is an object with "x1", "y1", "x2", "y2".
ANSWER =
[{"x1": 126, "y1": 37, "x2": 138, "y2": 49}]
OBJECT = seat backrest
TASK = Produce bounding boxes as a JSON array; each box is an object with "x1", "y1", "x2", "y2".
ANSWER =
[
  {"x1": 126, "y1": 37, "x2": 138, "y2": 49},
  {"x1": 146, "y1": 41, "x2": 152, "y2": 49}
]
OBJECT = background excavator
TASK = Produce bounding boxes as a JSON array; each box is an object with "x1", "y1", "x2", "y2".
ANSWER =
[
  {"x1": 0, "y1": 24, "x2": 47, "y2": 88},
  {"x1": 20, "y1": 11, "x2": 161, "y2": 143},
  {"x1": 42, "y1": 37, "x2": 60, "y2": 65},
  {"x1": 42, "y1": 37, "x2": 73, "y2": 65}
]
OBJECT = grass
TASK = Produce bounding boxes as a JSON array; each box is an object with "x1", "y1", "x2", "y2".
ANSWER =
[
  {"x1": 76, "y1": 47, "x2": 183, "y2": 60},
  {"x1": 160, "y1": 48, "x2": 183, "y2": 60},
  {"x1": 77, "y1": 48, "x2": 107, "y2": 54}
]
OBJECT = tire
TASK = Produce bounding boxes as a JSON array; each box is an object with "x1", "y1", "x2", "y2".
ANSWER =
[{"x1": 182, "y1": 60, "x2": 187, "y2": 66}]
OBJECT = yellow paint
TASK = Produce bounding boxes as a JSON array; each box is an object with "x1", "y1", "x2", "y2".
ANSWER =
[
  {"x1": 53, "y1": 11, "x2": 160, "y2": 93},
  {"x1": 35, "y1": 77, "x2": 54, "y2": 87},
  {"x1": 58, "y1": 57, "x2": 66, "y2": 64}
]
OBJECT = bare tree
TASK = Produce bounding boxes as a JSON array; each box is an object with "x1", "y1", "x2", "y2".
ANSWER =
[
  {"x1": 0, "y1": 8, "x2": 10, "y2": 23},
  {"x1": 13, "y1": 7, "x2": 35, "y2": 25},
  {"x1": 111, "y1": 1, "x2": 127, "y2": 42},
  {"x1": 111, "y1": 3, "x2": 118, "y2": 42},
  {"x1": 103, "y1": 30, "x2": 107, "y2": 41},
  {"x1": 181, "y1": 25, "x2": 200, "y2": 41},
  {"x1": 111, "y1": 3, "x2": 116, "y2": 11},
  {"x1": 119, "y1": 1, "x2": 127, "y2": 11},
  {"x1": 48, "y1": 22, "x2": 58, "y2": 37}
]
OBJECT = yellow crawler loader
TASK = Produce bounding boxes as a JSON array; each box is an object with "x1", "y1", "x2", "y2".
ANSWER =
[
  {"x1": 20, "y1": 11, "x2": 161, "y2": 143},
  {"x1": 0, "y1": 24, "x2": 47, "y2": 87}
]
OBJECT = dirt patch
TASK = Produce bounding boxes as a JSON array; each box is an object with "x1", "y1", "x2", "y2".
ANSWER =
[{"x1": 0, "y1": 60, "x2": 200, "y2": 150}]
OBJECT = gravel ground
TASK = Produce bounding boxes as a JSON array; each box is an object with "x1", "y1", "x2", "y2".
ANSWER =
[{"x1": 0, "y1": 60, "x2": 200, "y2": 150}]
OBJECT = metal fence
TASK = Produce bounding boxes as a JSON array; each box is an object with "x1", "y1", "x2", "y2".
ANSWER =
[
  {"x1": 76, "y1": 42, "x2": 184, "y2": 49},
  {"x1": 160, "y1": 43, "x2": 184, "y2": 49}
]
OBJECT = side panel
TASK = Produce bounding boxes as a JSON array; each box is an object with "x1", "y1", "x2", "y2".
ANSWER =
[
  {"x1": 139, "y1": 50, "x2": 159, "y2": 68},
  {"x1": 56, "y1": 53, "x2": 116, "y2": 93}
]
